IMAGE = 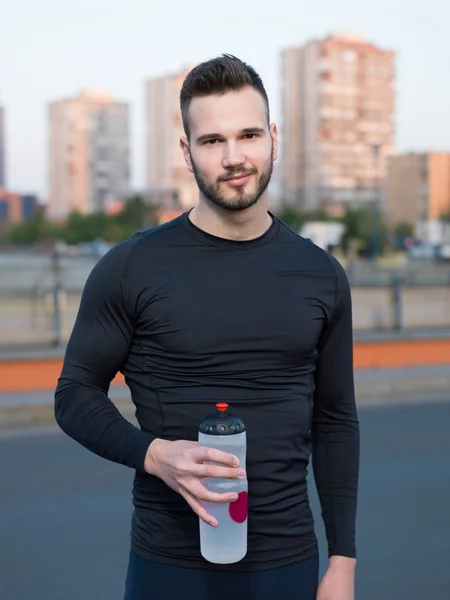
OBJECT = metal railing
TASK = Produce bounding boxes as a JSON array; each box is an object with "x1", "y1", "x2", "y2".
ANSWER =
[{"x1": 1, "y1": 250, "x2": 450, "y2": 348}]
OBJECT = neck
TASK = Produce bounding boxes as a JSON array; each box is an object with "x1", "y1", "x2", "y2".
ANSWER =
[{"x1": 189, "y1": 196, "x2": 272, "y2": 241}]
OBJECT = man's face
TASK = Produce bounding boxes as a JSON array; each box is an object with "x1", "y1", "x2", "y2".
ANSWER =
[{"x1": 181, "y1": 86, "x2": 278, "y2": 212}]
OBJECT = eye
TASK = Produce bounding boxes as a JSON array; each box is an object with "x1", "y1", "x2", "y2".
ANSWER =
[
  {"x1": 243, "y1": 133, "x2": 258, "y2": 140},
  {"x1": 204, "y1": 138, "x2": 220, "y2": 145}
]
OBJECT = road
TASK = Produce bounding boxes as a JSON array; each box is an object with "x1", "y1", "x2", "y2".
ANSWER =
[{"x1": 1, "y1": 400, "x2": 449, "y2": 599}]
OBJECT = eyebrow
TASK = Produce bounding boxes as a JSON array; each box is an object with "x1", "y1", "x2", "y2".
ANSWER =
[{"x1": 195, "y1": 127, "x2": 266, "y2": 145}]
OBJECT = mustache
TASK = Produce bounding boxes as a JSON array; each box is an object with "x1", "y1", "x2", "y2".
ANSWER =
[{"x1": 218, "y1": 168, "x2": 257, "y2": 182}]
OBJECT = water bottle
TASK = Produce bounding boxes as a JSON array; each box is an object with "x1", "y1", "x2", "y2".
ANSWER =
[{"x1": 198, "y1": 402, "x2": 248, "y2": 564}]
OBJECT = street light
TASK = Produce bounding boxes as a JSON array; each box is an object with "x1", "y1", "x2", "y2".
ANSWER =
[{"x1": 370, "y1": 143, "x2": 381, "y2": 262}]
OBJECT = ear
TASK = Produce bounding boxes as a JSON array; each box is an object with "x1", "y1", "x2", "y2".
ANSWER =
[
  {"x1": 269, "y1": 124, "x2": 279, "y2": 162},
  {"x1": 180, "y1": 136, "x2": 193, "y2": 173}
]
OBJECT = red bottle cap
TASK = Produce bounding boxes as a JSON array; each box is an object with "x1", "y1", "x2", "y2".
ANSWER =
[{"x1": 216, "y1": 403, "x2": 229, "y2": 412}]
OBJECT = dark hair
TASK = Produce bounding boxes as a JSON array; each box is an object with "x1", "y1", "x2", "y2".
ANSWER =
[{"x1": 180, "y1": 54, "x2": 270, "y2": 139}]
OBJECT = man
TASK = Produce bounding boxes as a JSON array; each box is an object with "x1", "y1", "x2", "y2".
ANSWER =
[{"x1": 55, "y1": 54, "x2": 359, "y2": 600}]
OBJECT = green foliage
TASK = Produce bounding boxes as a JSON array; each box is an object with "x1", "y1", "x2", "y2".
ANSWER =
[
  {"x1": 0, "y1": 213, "x2": 60, "y2": 245},
  {"x1": 0, "y1": 196, "x2": 408, "y2": 258},
  {"x1": 340, "y1": 206, "x2": 387, "y2": 257},
  {"x1": 59, "y1": 212, "x2": 107, "y2": 244},
  {"x1": 118, "y1": 195, "x2": 157, "y2": 230},
  {"x1": 393, "y1": 222, "x2": 414, "y2": 238},
  {"x1": 276, "y1": 206, "x2": 307, "y2": 232},
  {"x1": 275, "y1": 203, "x2": 389, "y2": 257},
  {"x1": 440, "y1": 213, "x2": 450, "y2": 224},
  {"x1": 275, "y1": 205, "x2": 335, "y2": 231},
  {"x1": 0, "y1": 196, "x2": 159, "y2": 246}
]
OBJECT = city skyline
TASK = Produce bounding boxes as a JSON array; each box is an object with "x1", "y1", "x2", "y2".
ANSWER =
[{"x1": 1, "y1": 0, "x2": 449, "y2": 199}]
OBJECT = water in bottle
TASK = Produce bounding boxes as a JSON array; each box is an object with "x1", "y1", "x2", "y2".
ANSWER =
[{"x1": 198, "y1": 402, "x2": 248, "y2": 564}]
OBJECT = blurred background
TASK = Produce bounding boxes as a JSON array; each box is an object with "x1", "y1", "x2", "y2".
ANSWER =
[{"x1": 0, "y1": 1, "x2": 449, "y2": 598}]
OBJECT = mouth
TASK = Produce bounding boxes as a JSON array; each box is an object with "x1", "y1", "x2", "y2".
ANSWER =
[{"x1": 222, "y1": 173, "x2": 254, "y2": 187}]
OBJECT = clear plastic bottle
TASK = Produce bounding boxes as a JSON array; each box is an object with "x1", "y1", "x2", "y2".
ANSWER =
[{"x1": 198, "y1": 402, "x2": 248, "y2": 564}]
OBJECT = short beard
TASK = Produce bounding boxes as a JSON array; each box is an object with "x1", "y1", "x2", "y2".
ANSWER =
[{"x1": 191, "y1": 154, "x2": 273, "y2": 213}]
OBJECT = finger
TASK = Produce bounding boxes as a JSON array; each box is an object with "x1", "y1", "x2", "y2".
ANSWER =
[
  {"x1": 192, "y1": 463, "x2": 246, "y2": 480},
  {"x1": 182, "y1": 489, "x2": 218, "y2": 527},
  {"x1": 193, "y1": 446, "x2": 240, "y2": 467},
  {"x1": 189, "y1": 480, "x2": 239, "y2": 504}
]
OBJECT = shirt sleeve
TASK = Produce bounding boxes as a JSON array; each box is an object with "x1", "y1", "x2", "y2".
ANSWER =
[
  {"x1": 311, "y1": 253, "x2": 360, "y2": 559},
  {"x1": 54, "y1": 236, "x2": 155, "y2": 472}
]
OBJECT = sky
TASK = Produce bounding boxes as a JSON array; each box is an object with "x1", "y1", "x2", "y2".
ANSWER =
[{"x1": 1, "y1": 0, "x2": 449, "y2": 200}]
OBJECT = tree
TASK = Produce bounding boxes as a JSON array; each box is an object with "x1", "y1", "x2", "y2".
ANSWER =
[
  {"x1": 61, "y1": 211, "x2": 109, "y2": 245},
  {"x1": 393, "y1": 222, "x2": 414, "y2": 239},
  {"x1": 310, "y1": 208, "x2": 331, "y2": 222},
  {"x1": 116, "y1": 195, "x2": 158, "y2": 232},
  {"x1": 1, "y1": 213, "x2": 59, "y2": 245},
  {"x1": 340, "y1": 207, "x2": 387, "y2": 258},
  {"x1": 275, "y1": 205, "x2": 307, "y2": 232},
  {"x1": 0, "y1": 195, "x2": 161, "y2": 247},
  {"x1": 440, "y1": 213, "x2": 450, "y2": 224}
]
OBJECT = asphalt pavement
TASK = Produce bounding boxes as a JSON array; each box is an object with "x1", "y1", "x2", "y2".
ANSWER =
[{"x1": 1, "y1": 400, "x2": 449, "y2": 599}]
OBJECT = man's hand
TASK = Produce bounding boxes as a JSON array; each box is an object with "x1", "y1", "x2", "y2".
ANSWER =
[
  {"x1": 144, "y1": 438, "x2": 245, "y2": 527},
  {"x1": 316, "y1": 556, "x2": 356, "y2": 600}
]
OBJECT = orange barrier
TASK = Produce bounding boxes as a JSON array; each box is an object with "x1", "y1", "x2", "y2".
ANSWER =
[
  {"x1": 355, "y1": 339, "x2": 450, "y2": 369},
  {"x1": 1, "y1": 338, "x2": 450, "y2": 393},
  {"x1": 0, "y1": 359, "x2": 125, "y2": 393}
]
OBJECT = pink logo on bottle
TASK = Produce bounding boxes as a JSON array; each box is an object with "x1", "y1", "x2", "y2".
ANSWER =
[{"x1": 228, "y1": 491, "x2": 248, "y2": 523}]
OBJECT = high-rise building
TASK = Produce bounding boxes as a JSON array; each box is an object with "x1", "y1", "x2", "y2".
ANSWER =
[
  {"x1": 0, "y1": 190, "x2": 39, "y2": 226},
  {"x1": 145, "y1": 67, "x2": 198, "y2": 212},
  {"x1": 0, "y1": 104, "x2": 5, "y2": 188},
  {"x1": 386, "y1": 153, "x2": 450, "y2": 227},
  {"x1": 48, "y1": 90, "x2": 130, "y2": 220},
  {"x1": 281, "y1": 32, "x2": 396, "y2": 211}
]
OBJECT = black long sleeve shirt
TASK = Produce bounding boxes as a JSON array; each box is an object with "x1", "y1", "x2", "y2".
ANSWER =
[{"x1": 54, "y1": 211, "x2": 359, "y2": 571}]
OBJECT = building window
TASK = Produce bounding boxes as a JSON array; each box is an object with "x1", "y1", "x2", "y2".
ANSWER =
[{"x1": 342, "y1": 50, "x2": 357, "y2": 63}]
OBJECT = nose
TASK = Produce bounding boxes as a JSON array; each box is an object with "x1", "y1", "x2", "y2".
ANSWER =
[{"x1": 222, "y1": 142, "x2": 245, "y2": 169}]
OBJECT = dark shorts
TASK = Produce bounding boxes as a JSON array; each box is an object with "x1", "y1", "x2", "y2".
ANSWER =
[{"x1": 124, "y1": 551, "x2": 319, "y2": 600}]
